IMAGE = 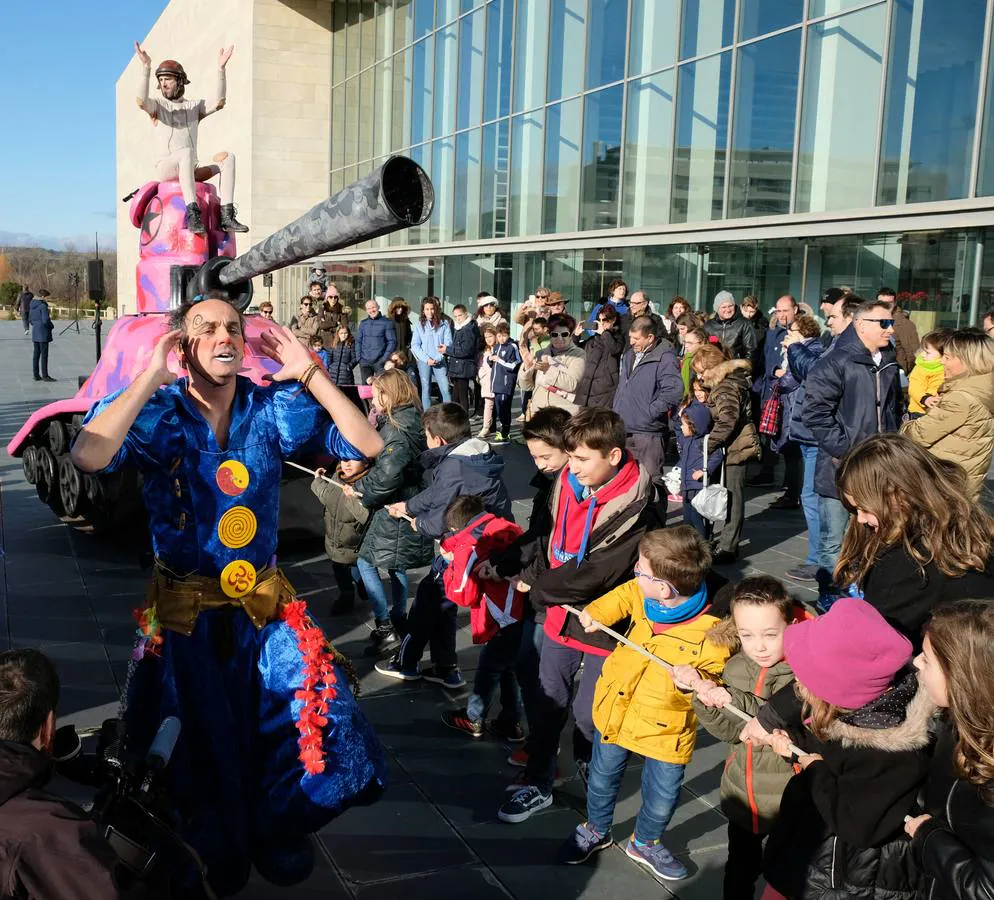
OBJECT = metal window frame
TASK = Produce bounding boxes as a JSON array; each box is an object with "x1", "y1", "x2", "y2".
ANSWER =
[
  {"x1": 788, "y1": 0, "x2": 809, "y2": 214},
  {"x1": 722, "y1": 0, "x2": 743, "y2": 218},
  {"x1": 869, "y1": 0, "x2": 894, "y2": 205},
  {"x1": 970, "y1": 0, "x2": 994, "y2": 197}
]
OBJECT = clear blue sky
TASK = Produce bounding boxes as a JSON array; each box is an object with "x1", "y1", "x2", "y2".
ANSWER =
[{"x1": 0, "y1": 2, "x2": 168, "y2": 249}]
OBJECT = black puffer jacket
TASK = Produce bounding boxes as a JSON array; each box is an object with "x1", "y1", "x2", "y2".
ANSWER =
[
  {"x1": 763, "y1": 676, "x2": 935, "y2": 900},
  {"x1": 445, "y1": 319, "x2": 480, "y2": 380},
  {"x1": 357, "y1": 405, "x2": 435, "y2": 570},
  {"x1": 912, "y1": 717, "x2": 994, "y2": 900},
  {"x1": 575, "y1": 327, "x2": 624, "y2": 408},
  {"x1": 705, "y1": 309, "x2": 759, "y2": 360}
]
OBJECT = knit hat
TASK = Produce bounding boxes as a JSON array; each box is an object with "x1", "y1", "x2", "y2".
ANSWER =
[
  {"x1": 713, "y1": 290, "x2": 735, "y2": 312},
  {"x1": 477, "y1": 294, "x2": 498, "y2": 308},
  {"x1": 783, "y1": 597, "x2": 912, "y2": 710}
]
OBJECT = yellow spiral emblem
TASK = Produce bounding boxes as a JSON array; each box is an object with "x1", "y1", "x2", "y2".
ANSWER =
[
  {"x1": 217, "y1": 506, "x2": 257, "y2": 550},
  {"x1": 220, "y1": 559, "x2": 257, "y2": 599}
]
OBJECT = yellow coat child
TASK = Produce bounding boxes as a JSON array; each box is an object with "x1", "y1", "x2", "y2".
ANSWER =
[{"x1": 558, "y1": 526, "x2": 730, "y2": 881}]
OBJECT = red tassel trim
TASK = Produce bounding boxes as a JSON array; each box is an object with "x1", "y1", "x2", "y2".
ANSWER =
[{"x1": 280, "y1": 600, "x2": 339, "y2": 776}]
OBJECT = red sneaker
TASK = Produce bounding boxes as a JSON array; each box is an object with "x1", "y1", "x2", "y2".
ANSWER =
[
  {"x1": 506, "y1": 747, "x2": 529, "y2": 767},
  {"x1": 441, "y1": 709, "x2": 484, "y2": 739}
]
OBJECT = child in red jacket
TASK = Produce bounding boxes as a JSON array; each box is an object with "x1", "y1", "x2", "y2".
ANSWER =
[{"x1": 440, "y1": 495, "x2": 528, "y2": 741}]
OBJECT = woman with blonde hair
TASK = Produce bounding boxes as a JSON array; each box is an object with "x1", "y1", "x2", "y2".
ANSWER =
[
  {"x1": 835, "y1": 432, "x2": 994, "y2": 646},
  {"x1": 901, "y1": 328, "x2": 994, "y2": 500},
  {"x1": 354, "y1": 368, "x2": 434, "y2": 653}
]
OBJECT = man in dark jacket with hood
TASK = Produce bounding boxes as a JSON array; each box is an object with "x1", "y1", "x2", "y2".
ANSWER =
[
  {"x1": 706, "y1": 290, "x2": 759, "y2": 361},
  {"x1": 802, "y1": 299, "x2": 902, "y2": 602},
  {"x1": 0, "y1": 649, "x2": 137, "y2": 899},
  {"x1": 613, "y1": 315, "x2": 683, "y2": 494}
]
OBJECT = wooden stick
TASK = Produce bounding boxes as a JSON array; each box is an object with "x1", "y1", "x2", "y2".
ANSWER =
[{"x1": 562, "y1": 604, "x2": 805, "y2": 757}]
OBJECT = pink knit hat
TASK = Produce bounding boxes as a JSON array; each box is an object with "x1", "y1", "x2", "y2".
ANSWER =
[{"x1": 783, "y1": 597, "x2": 912, "y2": 710}]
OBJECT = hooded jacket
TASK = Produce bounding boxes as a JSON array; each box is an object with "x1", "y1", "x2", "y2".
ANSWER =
[
  {"x1": 28, "y1": 298, "x2": 53, "y2": 345},
  {"x1": 763, "y1": 675, "x2": 935, "y2": 900},
  {"x1": 406, "y1": 437, "x2": 513, "y2": 540},
  {"x1": 357, "y1": 404, "x2": 435, "y2": 571},
  {"x1": 801, "y1": 325, "x2": 902, "y2": 499},
  {"x1": 520, "y1": 345, "x2": 585, "y2": 414},
  {"x1": 411, "y1": 317, "x2": 453, "y2": 368},
  {"x1": 613, "y1": 340, "x2": 683, "y2": 434},
  {"x1": 575, "y1": 327, "x2": 624, "y2": 408},
  {"x1": 586, "y1": 582, "x2": 729, "y2": 763},
  {"x1": 526, "y1": 457, "x2": 664, "y2": 654},
  {"x1": 705, "y1": 309, "x2": 758, "y2": 361},
  {"x1": 489, "y1": 339, "x2": 523, "y2": 396},
  {"x1": 674, "y1": 400, "x2": 723, "y2": 492},
  {"x1": 901, "y1": 372, "x2": 994, "y2": 501},
  {"x1": 445, "y1": 317, "x2": 480, "y2": 380},
  {"x1": 0, "y1": 740, "x2": 135, "y2": 899},
  {"x1": 697, "y1": 358, "x2": 761, "y2": 465},
  {"x1": 907, "y1": 355, "x2": 945, "y2": 415},
  {"x1": 387, "y1": 299, "x2": 413, "y2": 351},
  {"x1": 311, "y1": 465, "x2": 370, "y2": 565},
  {"x1": 491, "y1": 468, "x2": 559, "y2": 581},
  {"x1": 912, "y1": 717, "x2": 994, "y2": 900},
  {"x1": 355, "y1": 313, "x2": 397, "y2": 368},
  {"x1": 324, "y1": 343, "x2": 357, "y2": 386},
  {"x1": 785, "y1": 338, "x2": 828, "y2": 447}
]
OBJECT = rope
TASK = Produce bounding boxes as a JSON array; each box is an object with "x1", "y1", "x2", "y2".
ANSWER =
[{"x1": 282, "y1": 459, "x2": 417, "y2": 526}]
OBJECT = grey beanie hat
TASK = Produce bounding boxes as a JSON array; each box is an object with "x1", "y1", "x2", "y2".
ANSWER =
[{"x1": 713, "y1": 290, "x2": 735, "y2": 312}]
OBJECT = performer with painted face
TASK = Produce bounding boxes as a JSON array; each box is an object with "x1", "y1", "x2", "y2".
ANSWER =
[
  {"x1": 71, "y1": 293, "x2": 387, "y2": 896},
  {"x1": 134, "y1": 41, "x2": 248, "y2": 236}
]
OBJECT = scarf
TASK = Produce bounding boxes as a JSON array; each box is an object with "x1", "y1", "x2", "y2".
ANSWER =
[{"x1": 644, "y1": 581, "x2": 708, "y2": 624}]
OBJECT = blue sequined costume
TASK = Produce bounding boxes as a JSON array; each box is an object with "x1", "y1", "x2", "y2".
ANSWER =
[{"x1": 83, "y1": 376, "x2": 387, "y2": 896}]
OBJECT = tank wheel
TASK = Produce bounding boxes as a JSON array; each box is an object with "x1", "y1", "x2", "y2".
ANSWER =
[
  {"x1": 72, "y1": 413, "x2": 85, "y2": 430},
  {"x1": 48, "y1": 421, "x2": 69, "y2": 456},
  {"x1": 59, "y1": 456, "x2": 83, "y2": 518},
  {"x1": 35, "y1": 447, "x2": 61, "y2": 511},
  {"x1": 22, "y1": 445, "x2": 39, "y2": 485}
]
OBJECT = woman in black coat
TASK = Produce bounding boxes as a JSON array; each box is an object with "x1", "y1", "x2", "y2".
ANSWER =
[
  {"x1": 354, "y1": 370, "x2": 434, "y2": 652},
  {"x1": 574, "y1": 305, "x2": 623, "y2": 408},
  {"x1": 388, "y1": 297, "x2": 413, "y2": 352},
  {"x1": 444, "y1": 304, "x2": 480, "y2": 413}
]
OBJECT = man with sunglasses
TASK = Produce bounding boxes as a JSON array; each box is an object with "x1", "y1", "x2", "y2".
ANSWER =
[{"x1": 801, "y1": 299, "x2": 902, "y2": 611}]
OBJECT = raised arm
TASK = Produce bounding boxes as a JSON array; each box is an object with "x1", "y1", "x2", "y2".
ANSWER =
[
  {"x1": 134, "y1": 42, "x2": 156, "y2": 118},
  {"x1": 202, "y1": 45, "x2": 232, "y2": 117},
  {"x1": 71, "y1": 330, "x2": 181, "y2": 473}
]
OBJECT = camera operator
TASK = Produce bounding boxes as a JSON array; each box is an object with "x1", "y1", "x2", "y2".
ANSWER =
[{"x1": 0, "y1": 649, "x2": 137, "y2": 899}]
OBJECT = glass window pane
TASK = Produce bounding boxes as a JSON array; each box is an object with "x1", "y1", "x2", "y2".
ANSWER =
[
  {"x1": 629, "y1": 0, "x2": 678, "y2": 77},
  {"x1": 407, "y1": 143, "x2": 432, "y2": 244},
  {"x1": 458, "y1": 8, "x2": 486, "y2": 130},
  {"x1": 878, "y1": 0, "x2": 986, "y2": 205},
  {"x1": 796, "y1": 5, "x2": 887, "y2": 213},
  {"x1": 414, "y1": 0, "x2": 434, "y2": 39},
  {"x1": 580, "y1": 85, "x2": 624, "y2": 230},
  {"x1": 623, "y1": 70, "x2": 675, "y2": 227},
  {"x1": 454, "y1": 128, "x2": 483, "y2": 240},
  {"x1": 586, "y1": 0, "x2": 628, "y2": 89},
  {"x1": 359, "y1": 2, "x2": 376, "y2": 61},
  {"x1": 436, "y1": 0, "x2": 459, "y2": 26},
  {"x1": 332, "y1": 85, "x2": 345, "y2": 173},
  {"x1": 333, "y1": 4, "x2": 348, "y2": 85},
  {"x1": 544, "y1": 98, "x2": 583, "y2": 232},
  {"x1": 434, "y1": 24, "x2": 458, "y2": 137},
  {"x1": 681, "y1": 0, "x2": 735, "y2": 60},
  {"x1": 431, "y1": 137, "x2": 456, "y2": 242},
  {"x1": 809, "y1": 0, "x2": 873, "y2": 17},
  {"x1": 739, "y1": 0, "x2": 803, "y2": 41},
  {"x1": 374, "y1": 58, "x2": 398, "y2": 158},
  {"x1": 672, "y1": 52, "x2": 732, "y2": 223},
  {"x1": 981, "y1": 50, "x2": 994, "y2": 195},
  {"x1": 345, "y1": 5, "x2": 362, "y2": 80},
  {"x1": 548, "y1": 0, "x2": 587, "y2": 102},
  {"x1": 513, "y1": 0, "x2": 550, "y2": 112},
  {"x1": 411, "y1": 37, "x2": 434, "y2": 146},
  {"x1": 358, "y1": 67, "x2": 375, "y2": 163},
  {"x1": 394, "y1": 47, "x2": 411, "y2": 150},
  {"x1": 728, "y1": 30, "x2": 801, "y2": 218},
  {"x1": 484, "y1": 0, "x2": 513, "y2": 121},
  {"x1": 509, "y1": 110, "x2": 546, "y2": 236},
  {"x1": 375, "y1": 1, "x2": 395, "y2": 61},
  {"x1": 481, "y1": 119, "x2": 510, "y2": 238},
  {"x1": 344, "y1": 78, "x2": 360, "y2": 166},
  {"x1": 394, "y1": 0, "x2": 414, "y2": 51}
]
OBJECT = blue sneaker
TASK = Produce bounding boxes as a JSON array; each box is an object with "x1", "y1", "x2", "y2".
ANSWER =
[
  {"x1": 558, "y1": 822, "x2": 613, "y2": 865},
  {"x1": 421, "y1": 666, "x2": 466, "y2": 690},
  {"x1": 624, "y1": 837, "x2": 688, "y2": 881},
  {"x1": 374, "y1": 658, "x2": 421, "y2": 681},
  {"x1": 497, "y1": 785, "x2": 553, "y2": 823}
]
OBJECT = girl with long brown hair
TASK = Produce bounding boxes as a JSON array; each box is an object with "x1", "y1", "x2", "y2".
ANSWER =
[
  {"x1": 906, "y1": 600, "x2": 994, "y2": 897},
  {"x1": 835, "y1": 433, "x2": 994, "y2": 646},
  {"x1": 411, "y1": 296, "x2": 453, "y2": 409}
]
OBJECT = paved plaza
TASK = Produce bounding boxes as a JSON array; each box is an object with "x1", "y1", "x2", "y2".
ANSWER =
[{"x1": 0, "y1": 321, "x2": 818, "y2": 899}]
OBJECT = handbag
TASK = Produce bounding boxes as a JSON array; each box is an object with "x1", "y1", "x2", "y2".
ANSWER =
[
  {"x1": 758, "y1": 383, "x2": 783, "y2": 437},
  {"x1": 691, "y1": 435, "x2": 729, "y2": 523},
  {"x1": 663, "y1": 466, "x2": 682, "y2": 497}
]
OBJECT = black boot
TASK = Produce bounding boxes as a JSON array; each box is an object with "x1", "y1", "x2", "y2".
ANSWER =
[
  {"x1": 185, "y1": 202, "x2": 206, "y2": 235},
  {"x1": 363, "y1": 619, "x2": 401, "y2": 657},
  {"x1": 220, "y1": 203, "x2": 249, "y2": 233}
]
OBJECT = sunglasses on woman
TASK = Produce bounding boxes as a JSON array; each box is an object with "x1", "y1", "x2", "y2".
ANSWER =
[{"x1": 550, "y1": 330, "x2": 571, "y2": 338}]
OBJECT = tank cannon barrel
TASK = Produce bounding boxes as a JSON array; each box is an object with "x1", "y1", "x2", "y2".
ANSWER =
[{"x1": 194, "y1": 156, "x2": 432, "y2": 309}]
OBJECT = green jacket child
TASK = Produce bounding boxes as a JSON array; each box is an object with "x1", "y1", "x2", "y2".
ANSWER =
[{"x1": 311, "y1": 459, "x2": 371, "y2": 565}]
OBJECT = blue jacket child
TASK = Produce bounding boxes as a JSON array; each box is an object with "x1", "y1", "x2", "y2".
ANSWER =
[
  {"x1": 675, "y1": 400, "x2": 723, "y2": 494},
  {"x1": 489, "y1": 337, "x2": 522, "y2": 396}
]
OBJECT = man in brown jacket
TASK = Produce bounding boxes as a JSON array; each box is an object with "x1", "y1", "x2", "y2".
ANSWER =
[
  {"x1": 0, "y1": 649, "x2": 137, "y2": 899},
  {"x1": 878, "y1": 286, "x2": 919, "y2": 374}
]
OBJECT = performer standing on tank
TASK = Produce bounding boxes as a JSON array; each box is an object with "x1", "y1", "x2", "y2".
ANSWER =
[
  {"x1": 134, "y1": 41, "x2": 248, "y2": 236},
  {"x1": 71, "y1": 293, "x2": 386, "y2": 897}
]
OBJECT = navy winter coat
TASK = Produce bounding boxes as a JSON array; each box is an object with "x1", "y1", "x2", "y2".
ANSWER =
[
  {"x1": 757, "y1": 324, "x2": 788, "y2": 403},
  {"x1": 355, "y1": 314, "x2": 396, "y2": 368},
  {"x1": 801, "y1": 325, "x2": 903, "y2": 498},
  {"x1": 675, "y1": 400, "x2": 723, "y2": 492},
  {"x1": 29, "y1": 299, "x2": 53, "y2": 344},
  {"x1": 612, "y1": 341, "x2": 683, "y2": 434},
  {"x1": 406, "y1": 437, "x2": 514, "y2": 539},
  {"x1": 325, "y1": 344, "x2": 357, "y2": 386},
  {"x1": 489, "y1": 340, "x2": 522, "y2": 396},
  {"x1": 781, "y1": 338, "x2": 827, "y2": 448},
  {"x1": 445, "y1": 319, "x2": 480, "y2": 380}
]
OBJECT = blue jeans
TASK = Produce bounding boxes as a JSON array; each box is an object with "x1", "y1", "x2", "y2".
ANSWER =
[
  {"x1": 355, "y1": 557, "x2": 409, "y2": 622},
  {"x1": 416, "y1": 360, "x2": 451, "y2": 409},
  {"x1": 516, "y1": 616, "x2": 544, "y2": 735},
  {"x1": 467, "y1": 621, "x2": 523, "y2": 729},
  {"x1": 817, "y1": 495, "x2": 850, "y2": 590},
  {"x1": 682, "y1": 490, "x2": 712, "y2": 539},
  {"x1": 586, "y1": 732, "x2": 686, "y2": 843},
  {"x1": 800, "y1": 444, "x2": 820, "y2": 566}
]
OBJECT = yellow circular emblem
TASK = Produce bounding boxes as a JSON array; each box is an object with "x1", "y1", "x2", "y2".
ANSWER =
[
  {"x1": 217, "y1": 506, "x2": 257, "y2": 549},
  {"x1": 216, "y1": 460, "x2": 250, "y2": 497},
  {"x1": 220, "y1": 559, "x2": 257, "y2": 599}
]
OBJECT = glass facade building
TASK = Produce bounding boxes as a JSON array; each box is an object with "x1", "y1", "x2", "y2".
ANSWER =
[{"x1": 280, "y1": 0, "x2": 994, "y2": 331}]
